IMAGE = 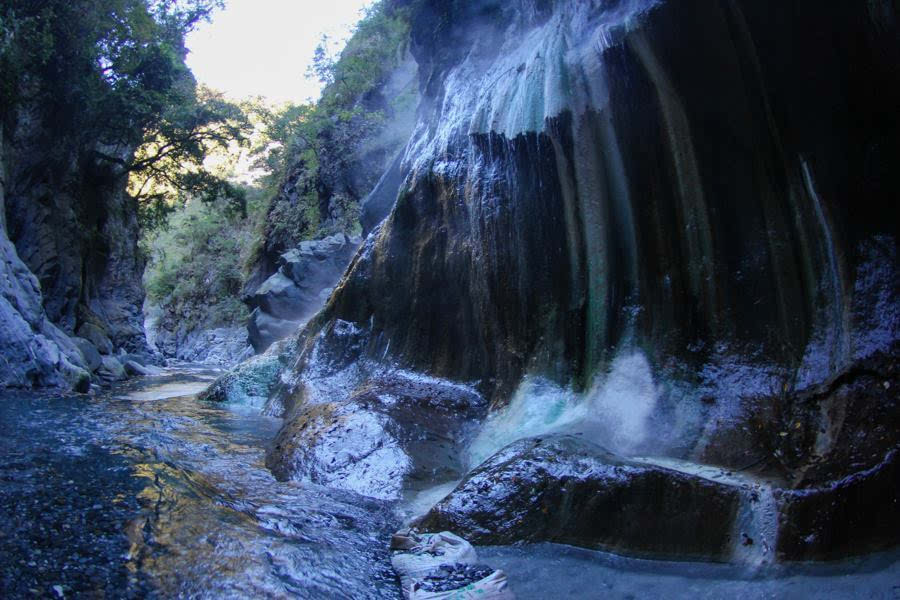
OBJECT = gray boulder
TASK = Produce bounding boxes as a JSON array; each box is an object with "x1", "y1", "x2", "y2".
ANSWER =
[
  {"x1": 251, "y1": 272, "x2": 307, "y2": 320},
  {"x1": 72, "y1": 337, "x2": 102, "y2": 372},
  {"x1": 199, "y1": 347, "x2": 286, "y2": 406},
  {"x1": 76, "y1": 322, "x2": 114, "y2": 355},
  {"x1": 266, "y1": 373, "x2": 487, "y2": 501},
  {"x1": 97, "y1": 356, "x2": 126, "y2": 382},
  {"x1": 418, "y1": 435, "x2": 742, "y2": 562},
  {"x1": 245, "y1": 234, "x2": 361, "y2": 352},
  {"x1": 247, "y1": 309, "x2": 302, "y2": 354},
  {"x1": 123, "y1": 360, "x2": 163, "y2": 377}
]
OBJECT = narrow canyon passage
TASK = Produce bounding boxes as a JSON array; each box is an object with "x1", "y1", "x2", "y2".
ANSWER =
[{"x1": 1, "y1": 0, "x2": 898, "y2": 597}]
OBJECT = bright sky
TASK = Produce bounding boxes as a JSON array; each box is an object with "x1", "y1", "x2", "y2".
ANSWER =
[{"x1": 185, "y1": 0, "x2": 373, "y2": 104}]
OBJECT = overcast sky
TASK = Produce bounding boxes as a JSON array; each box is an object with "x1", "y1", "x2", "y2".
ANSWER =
[{"x1": 185, "y1": 0, "x2": 373, "y2": 104}]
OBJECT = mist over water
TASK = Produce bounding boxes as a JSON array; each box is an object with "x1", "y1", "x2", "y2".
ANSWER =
[{"x1": 467, "y1": 351, "x2": 660, "y2": 468}]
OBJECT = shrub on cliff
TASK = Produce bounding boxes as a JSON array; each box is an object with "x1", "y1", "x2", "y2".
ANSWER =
[
  {"x1": 144, "y1": 194, "x2": 266, "y2": 332},
  {"x1": 246, "y1": 0, "x2": 414, "y2": 263}
]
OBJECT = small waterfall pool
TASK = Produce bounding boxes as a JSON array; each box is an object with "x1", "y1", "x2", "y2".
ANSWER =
[{"x1": 1, "y1": 369, "x2": 897, "y2": 598}]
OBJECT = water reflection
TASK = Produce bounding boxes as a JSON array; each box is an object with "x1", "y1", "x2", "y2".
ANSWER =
[{"x1": 1, "y1": 370, "x2": 401, "y2": 599}]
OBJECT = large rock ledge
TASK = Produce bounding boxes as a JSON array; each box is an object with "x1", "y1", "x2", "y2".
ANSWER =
[
  {"x1": 775, "y1": 448, "x2": 898, "y2": 561},
  {"x1": 417, "y1": 435, "x2": 899, "y2": 563},
  {"x1": 245, "y1": 234, "x2": 361, "y2": 353},
  {"x1": 418, "y1": 435, "x2": 742, "y2": 562},
  {"x1": 265, "y1": 373, "x2": 487, "y2": 501}
]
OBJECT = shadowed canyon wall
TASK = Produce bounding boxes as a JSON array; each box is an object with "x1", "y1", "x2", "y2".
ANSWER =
[
  {"x1": 285, "y1": 0, "x2": 898, "y2": 395},
  {"x1": 181, "y1": 0, "x2": 900, "y2": 562},
  {"x1": 1, "y1": 105, "x2": 148, "y2": 388}
]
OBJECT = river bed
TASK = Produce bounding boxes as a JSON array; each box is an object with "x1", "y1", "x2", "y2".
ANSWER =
[{"x1": 1, "y1": 369, "x2": 897, "y2": 598}]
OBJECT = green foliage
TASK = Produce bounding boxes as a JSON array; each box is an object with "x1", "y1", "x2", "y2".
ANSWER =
[
  {"x1": 0, "y1": 0, "x2": 246, "y2": 229},
  {"x1": 129, "y1": 86, "x2": 252, "y2": 228},
  {"x1": 242, "y1": 1, "x2": 412, "y2": 255},
  {"x1": 317, "y1": 4, "x2": 410, "y2": 102},
  {"x1": 144, "y1": 194, "x2": 266, "y2": 330},
  {"x1": 1, "y1": 0, "x2": 221, "y2": 135}
]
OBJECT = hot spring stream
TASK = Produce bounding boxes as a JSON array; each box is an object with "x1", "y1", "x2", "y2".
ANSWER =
[{"x1": 1, "y1": 369, "x2": 897, "y2": 598}]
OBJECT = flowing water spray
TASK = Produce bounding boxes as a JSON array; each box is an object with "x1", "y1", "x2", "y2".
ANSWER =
[
  {"x1": 466, "y1": 351, "x2": 780, "y2": 568},
  {"x1": 467, "y1": 351, "x2": 659, "y2": 468}
]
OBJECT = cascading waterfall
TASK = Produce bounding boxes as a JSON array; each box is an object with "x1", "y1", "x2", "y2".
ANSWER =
[
  {"x1": 265, "y1": 0, "x2": 898, "y2": 572},
  {"x1": 467, "y1": 351, "x2": 659, "y2": 468},
  {"x1": 799, "y1": 157, "x2": 849, "y2": 381},
  {"x1": 2, "y1": 0, "x2": 899, "y2": 597}
]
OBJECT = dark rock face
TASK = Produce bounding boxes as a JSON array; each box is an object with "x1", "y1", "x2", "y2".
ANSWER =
[
  {"x1": 245, "y1": 234, "x2": 362, "y2": 352},
  {"x1": 419, "y1": 432, "x2": 899, "y2": 562},
  {"x1": 419, "y1": 436, "x2": 741, "y2": 561},
  {"x1": 76, "y1": 323, "x2": 114, "y2": 356},
  {"x1": 285, "y1": 0, "x2": 899, "y2": 398},
  {"x1": 1, "y1": 103, "x2": 150, "y2": 388},
  {"x1": 360, "y1": 151, "x2": 408, "y2": 235},
  {"x1": 5, "y1": 151, "x2": 148, "y2": 354},
  {"x1": 72, "y1": 337, "x2": 102, "y2": 373},
  {"x1": 697, "y1": 349, "x2": 899, "y2": 486},
  {"x1": 266, "y1": 372, "x2": 486, "y2": 500},
  {"x1": 775, "y1": 449, "x2": 898, "y2": 561},
  {"x1": 0, "y1": 129, "x2": 91, "y2": 389},
  {"x1": 266, "y1": 0, "x2": 899, "y2": 561}
]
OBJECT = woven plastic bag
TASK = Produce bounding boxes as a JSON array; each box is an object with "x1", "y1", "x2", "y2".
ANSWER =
[
  {"x1": 407, "y1": 567, "x2": 515, "y2": 600},
  {"x1": 391, "y1": 530, "x2": 478, "y2": 589},
  {"x1": 390, "y1": 529, "x2": 515, "y2": 600}
]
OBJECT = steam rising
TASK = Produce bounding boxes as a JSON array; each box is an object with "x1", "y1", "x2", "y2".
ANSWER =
[{"x1": 467, "y1": 351, "x2": 659, "y2": 468}]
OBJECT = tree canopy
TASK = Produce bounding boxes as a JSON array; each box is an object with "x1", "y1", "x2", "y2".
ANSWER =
[{"x1": 0, "y1": 0, "x2": 248, "y2": 226}]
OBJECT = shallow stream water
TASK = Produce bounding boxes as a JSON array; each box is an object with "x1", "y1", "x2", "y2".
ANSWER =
[{"x1": 1, "y1": 369, "x2": 897, "y2": 598}]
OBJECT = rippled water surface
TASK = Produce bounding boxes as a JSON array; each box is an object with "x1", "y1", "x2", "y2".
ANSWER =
[
  {"x1": 1, "y1": 369, "x2": 897, "y2": 599},
  {"x1": 481, "y1": 544, "x2": 900, "y2": 600},
  {"x1": 0, "y1": 369, "x2": 401, "y2": 599}
]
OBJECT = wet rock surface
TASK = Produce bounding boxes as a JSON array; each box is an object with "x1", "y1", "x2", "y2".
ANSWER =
[
  {"x1": 1, "y1": 374, "x2": 898, "y2": 598},
  {"x1": 775, "y1": 449, "x2": 899, "y2": 561},
  {"x1": 267, "y1": 373, "x2": 487, "y2": 500},
  {"x1": 419, "y1": 435, "x2": 741, "y2": 561},
  {"x1": 267, "y1": 0, "x2": 900, "y2": 566},
  {"x1": 690, "y1": 349, "x2": 900, "y2": 559},
  {"x1": 199, "y1": 342, "x2": 289, "y2": 406},
  {"x1": 696, "y1": 349, "x2": 900, "y2": 487},
  {"x1": 246, "y1": 234, "x2": 361, "y2": 352},
  {"x1": 0, "y1": 372, "x2": 404, "y2": 599}
]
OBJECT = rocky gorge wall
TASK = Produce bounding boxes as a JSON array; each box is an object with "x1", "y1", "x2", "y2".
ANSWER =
[
  {"x1": 0, "y1": 129, "x2": 92, "y2": 389},
  {"x1": 254, "y1": 0, "x2": 900, "y2": 561},
  {"x1": 307, "y1": 0, "x2": 899, "y2": 393},
  {"x1": 0, "y1": 105, "x2": 152, "y2": 389}
]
